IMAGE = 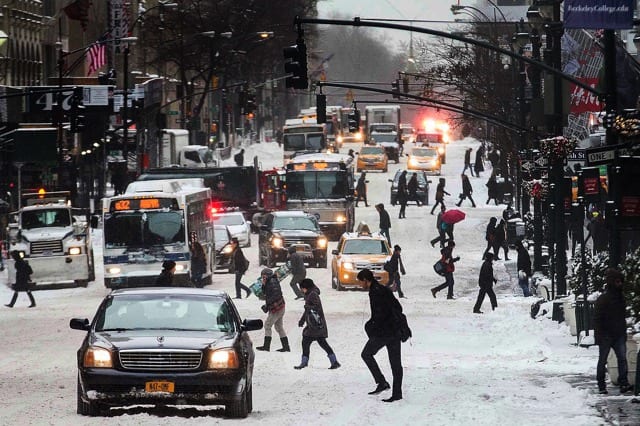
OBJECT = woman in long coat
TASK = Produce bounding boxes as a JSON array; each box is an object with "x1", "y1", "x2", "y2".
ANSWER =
[
  {"x1": 5, "y1": 250, "x2": 35, "y2": 308},
  {"x1": 474, "y1": 146, "x2": 485, "y2": 177},
  {"x1": 294, "y1": 278, "x2": 341, "y2": 370}
]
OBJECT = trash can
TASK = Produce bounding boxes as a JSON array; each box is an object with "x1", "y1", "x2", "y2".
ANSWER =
[
  {"x1": 575, "y1": 299, "x2": 595, "y2": 342},
  {"x1": 507, "y1": 218, "x2": 525, "y2": 247}
]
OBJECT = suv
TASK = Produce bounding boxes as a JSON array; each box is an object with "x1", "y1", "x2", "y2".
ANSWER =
[
  {"x1": 258, "y1": 211, "x2": 328, "y2": 268},
  {"x1": 331, "y1": 222, "x2": 391, "y2": 291},
  {"x1": 389, "y1": 170, "x2": 431, "y2": 206}
]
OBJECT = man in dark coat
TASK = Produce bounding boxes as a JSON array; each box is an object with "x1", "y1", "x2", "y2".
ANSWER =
[
  {"x1": 593, "y1": 268, "x2": 633, "y2": 394},
  {"x1": 376, "y1": 203, "x2": 391, "y2": 245},
  {"x1": 230, "y1": 238, "x2": 251, "y2": 298},
  {"x1": 357, "y1": 268, "x2": 404, "y2": 402},
  {"x1": 5, "y1": 250, "x2": 35, "y2": 308},
  {"x1": 431, "y1": 240, "x2": 459, "y2": 299},
  {"x1": 456, "y1": 174, "x2": 476, "y2": 207},
  {"x1": 493, "y1": 218, "x2": 509, "y2": 260},
  {"x1": 287, "y1": 246, "x2": 306, "y2": 299},
  {"x1": 473, "y1": 251, "x2": 498, "y2": 313},
  {"x1": 234, "y1": 148, "x2": 245, "y2": 166},
  {"x1": 256, "y1": 268, "x2": 290, "y2": 352},
  {"x1": 474, "y1": 146, "x2": 485, "y2": 177},
  {"x1": 355, "y1": 172, "x2": 369, "y2": 207},
  {"x1": 516, "y1": 241, "x2": 532, "y2": 297},
  {"x1": 397, "y1": 171, "x2": 408, "y2": 219},
  {"x1": 387, "y1": 245, "x2": 407, "y2": 298},
  {"x1": 155, "y1": 260, "x2": 176, "y2": 286},
  {"x1": 430, "y1": 178, "x2": 450, "y2": 215},
  {"x1": 483, "y1": 217, "x2": 498, "y2": 259},
  {"x1": 462, "y1": 148, "x2": 475, "y2": 177},
  {"x1": 430, "y1": 205, "x2": 448, "y2": 248},
  {"x1": 407, "y1": 173, "x2": 421, "y2": 206},
  {"x1": 294, "y1": 278, "x2": 340, "y2": 370}
]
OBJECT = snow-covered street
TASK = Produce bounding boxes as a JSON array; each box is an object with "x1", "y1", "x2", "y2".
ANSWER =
[{"x1": 0, "y1": 137, "x2": 610, "y2": 425}]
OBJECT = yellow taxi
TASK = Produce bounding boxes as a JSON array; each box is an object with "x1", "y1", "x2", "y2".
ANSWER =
[
  {"x1": 356, "y1": 145, "x2": 388, "y2": 172},
  {"x1": 407, "y1": 146, "x2": 441, "y2": 174},
  {"x1": 331, "y1": 222, "x2": 392, "y2": 290}
]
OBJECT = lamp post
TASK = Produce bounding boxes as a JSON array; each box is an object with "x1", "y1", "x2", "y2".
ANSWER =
[
  {"x1": 0, "y1": 30, "x2": 8, "y2": 83},
  {"x1": 120, "y1": 37, "x2": 137, "y2": 184}
]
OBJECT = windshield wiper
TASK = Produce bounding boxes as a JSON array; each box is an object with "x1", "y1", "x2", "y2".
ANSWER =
[{"x1": 100, "y1": 328, "x2": 135, "y2": 332}]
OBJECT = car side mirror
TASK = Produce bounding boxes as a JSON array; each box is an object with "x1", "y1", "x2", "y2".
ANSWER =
[
  {"x1": 331, "y1": 249, "x2": 339, "y2": 255},
  {"x1": 388, "y1": 179, "x2": 393, "y2": 183},
  {"x1": 69, "y1": 318, "x2": 90, "y2": 331},
  {"x1": 242, "y1": 318, "x2": 264, "y2": 332}
]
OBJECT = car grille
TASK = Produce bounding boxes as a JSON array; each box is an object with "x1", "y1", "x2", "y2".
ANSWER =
[
  {"x1": 119, "y1": 350, "x2": 203, "y2": 371},
  {"x1": 90, "y1": 383, "x2": 233, "y2": 394},
  {"x1": 354, "y1": 262, "x2": 384, "y2": 271},
  {"x1": 284, "y1": 237, "x2": 317, "y2": 247},
  {"x1": 30, "y1": 240, "x2": 63, "y2": 255}
]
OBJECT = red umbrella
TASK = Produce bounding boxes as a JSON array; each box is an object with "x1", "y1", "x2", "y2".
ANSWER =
[{"x1": 442, "y1": 209, "x2": 466, "y2": 225}]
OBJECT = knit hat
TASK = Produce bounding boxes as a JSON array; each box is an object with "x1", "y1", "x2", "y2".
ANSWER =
[
  {"x1": 162, "y1": 260, "x2": 176, "y2": 270},
  {"x1": 288, "y1": 246, "x2": 297, "y2": 254},
  {"x1": 261, "y1": 268, "x2": 274, "y2": 277},
  {"x1": 300, "y1": 278, "x2": 315, "y2": 290}
]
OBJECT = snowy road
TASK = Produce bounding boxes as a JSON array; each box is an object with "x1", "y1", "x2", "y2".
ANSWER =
[{"x1": 0, "y1": 137, "x2": 604, "y2": 425}]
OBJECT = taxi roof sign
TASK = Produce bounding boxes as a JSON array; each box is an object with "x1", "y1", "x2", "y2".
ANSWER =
[{"x1": 356, "y1": 221, "x2": 371, "y2": 236}]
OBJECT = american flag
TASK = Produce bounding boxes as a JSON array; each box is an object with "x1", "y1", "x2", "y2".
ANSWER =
[{"x1": 86, "y1": 39, "x2": 106, "y2": 76}]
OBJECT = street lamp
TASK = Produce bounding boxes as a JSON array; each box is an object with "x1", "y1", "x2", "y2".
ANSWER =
[{"x1": 120, "y1": 36, "x2": 137, "y2": 183}]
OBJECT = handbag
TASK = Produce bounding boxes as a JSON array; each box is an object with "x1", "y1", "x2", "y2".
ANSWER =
[
  {"x1": 307, "y1": 308, "x2": 323, "y2": 329},
  {"x1": 433, "y1": 259, "x2": 446, "y2": 276}
]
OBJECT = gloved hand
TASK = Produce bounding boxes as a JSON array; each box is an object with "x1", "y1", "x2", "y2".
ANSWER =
[
  {"x1": 454, "y1": 256, "x2": 461, "y2": 262},
  {"x1": 298, "y1": 319, "x2": 305, "y2": 327},
  {"x1": 261, "y1": 305, "x2": 268, "y2": 313}
]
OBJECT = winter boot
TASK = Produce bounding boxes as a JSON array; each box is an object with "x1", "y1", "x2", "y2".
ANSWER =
[
  {"x1": 27, "y1": 292, "x2": 36, "y2": 308},
  {"x1": 256, "y1": 336, "x2": 271, "y2": 352},
  {"x1": 276, "y1": 336, "x2": 291, "y2": 352},
  {"x1": 328, "y1": 353, "x2": 341, "y2": 369},
  {"x1": 5, "y1": 292, "x2": 17, "y2": 308},
  {"x1": 294, "y1": 355, "x2": 309, "y2": 370}
]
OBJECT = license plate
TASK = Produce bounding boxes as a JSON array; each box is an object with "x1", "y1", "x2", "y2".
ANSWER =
[
  {"x1": 43, "y1": 250, "x2": 52, "y2": 256},
  {"x1": 145, "y1": 381, "x2": 174, "y2": 393},
  {"x1": 295, "y1": 246, "x2": 306, "y2": 252}
]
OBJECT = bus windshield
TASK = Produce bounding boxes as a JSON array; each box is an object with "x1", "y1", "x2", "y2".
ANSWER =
[
  {"x1": 284, "y1": 133, "x2": 325, "y2": 151},
  {"x1": 104, "y1": 211, "x2": 185, "y2": 249},
  {"x1": 286, "y1": 171, "x2": 349, "y2": 200}
]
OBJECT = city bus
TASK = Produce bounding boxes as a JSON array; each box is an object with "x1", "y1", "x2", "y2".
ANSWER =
[
  {"x1": 102, "y1": 179, "x2": 215, "y2": 288},
  {"x1": 282, "y1": 118, "x2": 327, "y2": 164},
  {"x1": 285, "y1": 152, "x2": 355, "y2": 240}
]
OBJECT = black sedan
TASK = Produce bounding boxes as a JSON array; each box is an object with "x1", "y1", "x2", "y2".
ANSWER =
[
  {"x1": 389, "y1": 170, "x2": 431, "y2": 206},
  {"x1": 70, "y1": 287, "x2": 263, "y2": 418}
]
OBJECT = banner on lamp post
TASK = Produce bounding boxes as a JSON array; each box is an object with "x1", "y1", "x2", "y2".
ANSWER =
[{"x1": 564, "y1": 0, "x2": 634, "y2": 29}]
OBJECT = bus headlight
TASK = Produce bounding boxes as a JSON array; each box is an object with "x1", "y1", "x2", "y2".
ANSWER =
[
  {"x1": 272, "y1": 237, "x2": 283, "y2": 248},
  {"x1": 107, "y1": 266, "x2": 121, "y2": 275},
  {"x1": 336, "y1": 214, "x2": 346, "y2": 223},
  {"x1": 317, "y1": 237, "x2": 328, "y2": 249},
  {"x1": 68, "y1": 247, "x2": 82, "y2": 255}
]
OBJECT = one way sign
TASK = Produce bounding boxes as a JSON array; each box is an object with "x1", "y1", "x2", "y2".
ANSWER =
[{"x1": 534, "y1": 156, "x2": 548, "y2": 168}]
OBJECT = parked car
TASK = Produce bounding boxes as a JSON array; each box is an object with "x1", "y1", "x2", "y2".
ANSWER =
[
  {"x1": 356, "y1": 145, "x2": 388, "y2": 172},
  {"x1": 70, "y1": 287, "x2": 263, "y2": 418},
  {"x1": 214, "y1": 225, "x2": 234, "y2": 272},
  {"x1": 213, "y1": 211, "x2": 251, "y2": 247},
  {"x1": 258, "y1": 211, "x2": 328, "y2": 268},
  {"x1": 331, "y1": 222, "x2": 391, "y2": 291},
  {"x1": 407, "y1": 146, "x2": 441, "y2": 174},
  {"x1": 369, "y1": 132, "x2": 400, "y2": 163},
  {"x1": 389, "y1": 170, "x2": 431, "y2": 206}
]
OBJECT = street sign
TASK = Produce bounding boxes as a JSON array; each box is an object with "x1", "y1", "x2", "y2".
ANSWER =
[
  {"x1": 586, "y1": 145, "x2": 617, "y2": 166},
  {"x1": 567, "y1": 148, "x2": 586, "y2": 162},
  {"x1": 533, "y1": 156, "x2": 548, "y2": 168},
  {"x1": 166, "y1": 110, "x2": 179, "y2": 116},
  {"x1": 521, "y1": 161, "x2": 534, "y2": 172}
]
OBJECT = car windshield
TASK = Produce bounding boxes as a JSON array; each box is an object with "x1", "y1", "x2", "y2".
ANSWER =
[
  {"x1": 273, "y1": 216, "x2": 318, "y2": 231},
  {"x1": 21, "y1": 209, "x2": 71, "y2": 229},
  {"x1": 103, "y1": 211, "x2": 185, "y2": 248},
  {"x1": 360, "y1": 147, "x2": 385, "y2": 155},
  {"x1": 342, "y1": 239, "x2": 389, "y2": 255},
  {"x1": 95, "y1": 294, "x2": 236, "y2": 333},
  {"x1": 395, "y1": 172, "x2": 427, "y2": 186},
  {"x1": 412, "y1": 148, "x2": 438, "y2": 157},
  {"x1": 286, "y1": 171, "x2": 349, "y2": 199},
  {"x1": 213, "y1": 214, "x2": 244, "y2": 226},
  {"x1": 416, "y1": 133, "x2": 443, "y2": 144},
  {"x1": 284, "y1": 133, "x2": 326, "y2": 151},
  {"x1": 370, "y1": 134, "x2": 397, "y2": 143}
]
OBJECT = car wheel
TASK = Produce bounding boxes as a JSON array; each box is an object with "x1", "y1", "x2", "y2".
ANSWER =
[
  {"x1": 337, "y1": 279, "x2": 345, "y2": 291},
  {"x1": 383, "y1": 166, "x2": 388, "y2": 173},
  {"x1": 331, "y1": 273, "x2": 337, "y2": 289},
  {"x1": 247, "y1": 383, "x2": 253, "y2": 413},
  {"x1": 88, "y1": 251, "x2": 96, "y2": 282},
  {"x1": 225, "y1": 386, "x2": 249, "y2": 418},
  {"x1": 246, "y1": 236, "x2": 252, "y2": 248},
  {"x1": 77, "y1": 376, "x2": 105, "y2": 416}
]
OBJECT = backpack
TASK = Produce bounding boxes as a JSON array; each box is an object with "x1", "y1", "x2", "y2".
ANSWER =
[
  {"x1": 433, "y1": 259, "x2": 446, "y2": 276},
  {"x1": 392, "y1": 308, "x2": 412, "y2": 343}
]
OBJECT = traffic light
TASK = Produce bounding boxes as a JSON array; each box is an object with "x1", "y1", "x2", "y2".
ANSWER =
[
  {"x1": 283, "y1": 33, "x2": 308, "y2": 90},
  {"x1": 316, "y1": 94, "x2": 326, "y2": 124},
  {"x1": 69, "y1": 87, "x2": 86, "y2": 133},
  {"x1": 245, "y1": 94, "x2": 257, "y2": 115},
  {"x1": 348, "y1": 109, "x2": 360, "y2": 133},
  {"x1": 391, "y1": 79, "x2": 400, "y2": 99}
]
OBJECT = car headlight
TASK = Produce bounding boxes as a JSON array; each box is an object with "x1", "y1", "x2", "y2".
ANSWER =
[
  {"x1": 336, "y1": 215, "x2": 346, "y2": 223},
  {"x1": 430, "y1": 159, "x2": 438, "y2": 167},
  {"x1": 222, "y1": 244, "x2": 234, "y2": 254},
  {"x1": 68, "y1": 247, "x2": 82, "y2": 255},
  {"x1": 342, "y1": 261, "x2": 354, "y2": 270},
  {"x1": 208, "y1": 348, "x2": 240, "y2": 369},
  {"x1": 337, "y1": 135, "x2": 343, "y2": 143},
  {"x1": 107, "y1": 266, "x2": 121, "y2": 275},
  {"x1": 175, "y1": 264, "x2": 185, "y2": 272},
  {"x1": 438, "y1": 147, "x2": 445, "y2": 154},
  {"x1": 272, "y1": 237, "x2": 283, "y2": 248},
  {"x1": 408, "y1": 157, "x2": 418, "y2": 167},
  {"x1": 355, "y1": 132, "x2": 362, "y2": 141},
  {"x1": 317, "y1": 237, "x2": 328, "y2": 249},
  {"x1": 83, "y1": 347, "x2": 113, "y2": 368}
]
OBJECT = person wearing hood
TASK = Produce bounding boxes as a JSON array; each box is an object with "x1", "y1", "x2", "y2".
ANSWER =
[
  {"x1": 474, "y1": 146, "x2": 485, "y2": 177},
  {"x1": 456, "y1": 174, "x2": 476, "y2": 208},
  {"x1": 594, "y1": 268, "x2": 633, "y2": 394},
  {"x1": 376, "y1": 203, "x2": 392, "y2": 245},
  {"x1": 256, "y1": 268, "x2": 290, "y2": 352},
  {"x1": 483, "y1": 217, "x2": 498, "y2": 260},
  {"x1": 386, "y1": 245, "x2": 407, "y2": 298},
  {"x1": 430, "y1": 178, "x2": 450, "y2": 215},
  {"x1": 156, "y1": 260, "x2": 176, "y2": 286},
  {"x1": 473, "y1": 251, "x2": 498, "y2": 314},
  {"x1": 493, "y1": 218, "x2": 509, "y2": 260},
  {"x1": 407, "y1": 173, "x2": 421, "y2": 207},
  {"x1": 357, "y1": 268, "x2": 404, "y2": 403},
  {"x1": 287, "y1": 246, "x2": 306, "y2": 299},
  {"x1": 462, "y1": 148, "x2": 476, "y2": 177},
  {"x1": 397, "y1": 171, "x2": 408, "y2": 219},
  {"x1": 355, "y1": 172, "x2": 369, "y2": 207},
  {"x1": 431, "y1": 240, "x2": 459, "y2": 299},
  {"x1": 4, "y1": 250, "x2": 35, "y2": 308},
  {"x1": 294, "y1": 278, "x2": 341, "y2": 370}
]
